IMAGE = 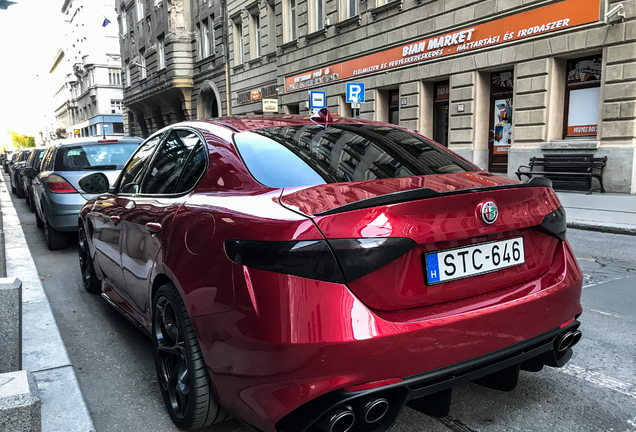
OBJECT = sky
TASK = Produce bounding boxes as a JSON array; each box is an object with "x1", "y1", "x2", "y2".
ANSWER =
[{"x1": 0, "y1": 0, "x2": 63, "y2": 150}]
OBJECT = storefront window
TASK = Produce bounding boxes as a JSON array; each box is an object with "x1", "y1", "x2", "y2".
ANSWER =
[
  {"x1": 564, "y1": 56, "x2": 602, "y2": 138},
  {"x1": 433, "y1": 81, "x2": 449, "y2": 147}
]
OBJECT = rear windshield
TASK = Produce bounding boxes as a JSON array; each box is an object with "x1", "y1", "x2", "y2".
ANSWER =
[
  {"x1": 54, "y1": 143, "x2": 139, "y2": 171},
  {"x1": 233, "y1": 124, "x2": 478, "y2": 188}
]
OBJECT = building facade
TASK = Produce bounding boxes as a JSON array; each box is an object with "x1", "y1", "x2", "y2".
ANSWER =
[
  {"x1": 53, "y1": 0, "x2": 125, "y2": 140},
  {"x1": 117, "y1": 0, "x2": 636, "y2": 193},
  {"x1": 226, "y1": 0, "x2": 636, "y2": 193},
  {"x1": 116, "y1": 0, "x2": 228, "y2": 137}
]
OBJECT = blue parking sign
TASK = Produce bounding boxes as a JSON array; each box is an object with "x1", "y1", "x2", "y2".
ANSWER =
[{"x1": 346, "y1": 83, "x2": 365, "y2": 103}]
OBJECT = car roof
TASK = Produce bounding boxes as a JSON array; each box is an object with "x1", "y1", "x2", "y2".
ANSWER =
[
  {"x1": 53, "y1": 137, "x2": 144, "y2": 147},
  {"x1": 190, "y1": 115, "x2": 392, "y2": 132}
]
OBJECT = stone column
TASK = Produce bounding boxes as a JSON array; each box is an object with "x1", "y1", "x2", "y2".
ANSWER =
[
  {"x1": 0, "y1": 370, "x2": 41, "y2": 432},
  {"x1": 0, "y1": 278, "x2": 21, "y2": 374},
  {"x1": 508, "y1": 58, "x2": 551, "y2": 178},
  {"x1": 599, "y1": 40, "x2": 636, "y2": 193}
]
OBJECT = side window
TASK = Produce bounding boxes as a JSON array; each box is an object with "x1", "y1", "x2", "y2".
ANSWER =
[
  {"x1": 142, "y1": 129, "x2": 206, "y2": 194},
  {"x1": 41, "y1": 147, "x2": 54, "y2": 171},
  {"x1": 116, "y1": 134, "x2": 164, "y2": 194}
]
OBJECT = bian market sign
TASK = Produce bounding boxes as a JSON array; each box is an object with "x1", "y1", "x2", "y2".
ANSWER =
[{"x1": 285, "y1": 0, "x2": 601, "y2": 92}]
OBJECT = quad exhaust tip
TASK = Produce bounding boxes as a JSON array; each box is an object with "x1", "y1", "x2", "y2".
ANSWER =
[
  {"x1": 319, "y1": 409, "x2": 356, "y2": 432},
  {"x1": 361, "y1": 398, "x2": 389, "y2": 424},
  {"x1": 556, "y1": 330, "x2": 582, "y2": 352}
]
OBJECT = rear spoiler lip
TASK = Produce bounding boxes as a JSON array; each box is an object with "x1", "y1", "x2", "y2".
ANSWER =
[{"x1": 313, "y1": 177, "x2": 553, "y2": 216}]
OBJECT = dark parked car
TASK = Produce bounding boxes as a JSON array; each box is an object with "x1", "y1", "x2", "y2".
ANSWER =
[
  {"x1": 20, "y1": 146, "x2": 47, "y2": 212},
  {"x1": 3, "y1": 152, "x2": 15, "y2": 173},
  {"x1": 32, "y1": 137, "x2": 142, "y2": 250},
  {"x1": 9, "y1": 148, "x2": 32, "y2": 198},
  {"x1": 78, "y1": 113, "x2": 583, "y2": 432}
]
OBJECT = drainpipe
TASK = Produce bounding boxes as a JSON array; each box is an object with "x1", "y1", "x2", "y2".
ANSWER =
[{"x1": 223, "y1": 0, "x2": 231, "y2": 115}]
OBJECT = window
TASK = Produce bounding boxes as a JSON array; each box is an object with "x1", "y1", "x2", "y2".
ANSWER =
[
  {"x1": 90, "y1": 70, "x2": 95, "y2": 86},
  {"x1": 564, "y1": 56, "x2": 602, "y2": 138},
  {"x1": 136, "y1": 0, "x2": 143, "y2": 21},
  {"x1": 121, "y1": 11, "x2": 127, "y2": 35},
  {"x1": 55, "y1": 143, "x2": 139, "y2": 171},
  {"x1": 347, "y1": 0, "x2": 358, "y2": 18},
  {"x1": 233, "y1": 21, "x2": 244, "y2": 65},
  {"x1": 158, "y1": 36, "x2": 165, "y2": 69},
  {"x1": 111, "y1": 100, "x2": 123, "y2": 114},
  {"x1": 233, "y1": 124, "x2": 475, "y2": 187},
  {"x1": 283, "y1": 0, "x2": 296, "y2": 42},
  {"x1": 125, "y1": 62, "x2": 131, "y2": 86},
  {"x1": 142, "y1": 130, "x2": 206, "y2": 194},
  {"x1": 109, "y1": 69, "x2": 121, "y2": 85},
  {"x1": 267, "y1": 2, "x2": 276, "y2": 53},
  {"x1": 196, "y1": 23, "x2": 202, "y2": 59},
  {"x1": 139, "y1": 51, "x2": 147, "y2": 79},
  {"x1": 202, "y1": 19, "x2": 211, "y2": 57},
  {"x1": 117, "y1": 134, "x2": 164, "y2": 194},
  {"x1": 250, "y1": 13, "x2": 261, "y2": 59},
  {"x1": 310, "y1": 0, "x2": 325, "y2": 32},
  {"x1": 113, "y1": 123, "x2": 124, "y2": 134}
]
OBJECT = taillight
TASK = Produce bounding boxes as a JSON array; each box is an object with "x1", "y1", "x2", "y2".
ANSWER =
[
  {"x1": 46, "y1": 174, "x2": 77, "y2": 193},
  {"x1": 225, "y1": 237, "x2": 416, "y2": 283},
  {"x1": 541, "y1": 206, "x2": 567, "y2": 240}
]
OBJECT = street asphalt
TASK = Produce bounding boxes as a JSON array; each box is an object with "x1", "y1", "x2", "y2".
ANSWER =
[{"x1": 1, "y1": 169, "x2": 635, "y2": 431}]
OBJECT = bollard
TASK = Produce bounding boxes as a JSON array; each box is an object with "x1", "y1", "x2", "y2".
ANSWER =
[
  {"x1": 0, "y1": 370, "x2": 41, "y2": 432},
  {"x1": 0, "y1": 278, "x2": 21, "y2": 373}
]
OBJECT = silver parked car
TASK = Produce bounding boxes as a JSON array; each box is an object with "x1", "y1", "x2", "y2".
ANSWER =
[{"x1": 31, "y1": 137, "x2": 143, "y2": 250}]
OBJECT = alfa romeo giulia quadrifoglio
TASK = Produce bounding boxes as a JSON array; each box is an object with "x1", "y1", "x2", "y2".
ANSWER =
[{"x1": 77, "y1": 111, "x2": 582, "y2": 432}]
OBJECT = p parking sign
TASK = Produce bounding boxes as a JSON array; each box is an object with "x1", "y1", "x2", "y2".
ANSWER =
[{"x1": 346, "y1": 83, "x2": 365, "y2": 103}]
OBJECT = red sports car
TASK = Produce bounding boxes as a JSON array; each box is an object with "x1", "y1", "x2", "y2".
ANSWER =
[{"x1": 78, "y1": 111, "x2": 582, "y2": 432}]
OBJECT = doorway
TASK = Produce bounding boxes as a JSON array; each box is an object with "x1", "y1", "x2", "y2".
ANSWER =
[{"x1": 488, "y1": 70, "x2": 514, "y2": 173}]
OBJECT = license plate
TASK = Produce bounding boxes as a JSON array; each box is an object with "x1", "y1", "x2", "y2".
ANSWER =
[{"x1": 424, "y1": 237, "x2": 525, "y2": 284}]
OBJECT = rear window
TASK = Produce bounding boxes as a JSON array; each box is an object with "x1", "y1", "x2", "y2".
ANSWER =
[
  {"x1": 233, "y1": 124, "x2": 478, "y2": 188},
  {"x1": 54, "y1": 143, "x2": 139, "y2": 171}
]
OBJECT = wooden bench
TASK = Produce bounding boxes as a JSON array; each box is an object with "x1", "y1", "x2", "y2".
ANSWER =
[{"x1": 515, "y1": 154, "x2": 607, "y2": 194}]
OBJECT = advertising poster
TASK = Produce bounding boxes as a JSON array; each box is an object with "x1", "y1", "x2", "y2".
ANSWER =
[{"x1": 493, "y1": 99, "x2": 513, "y2": 154}]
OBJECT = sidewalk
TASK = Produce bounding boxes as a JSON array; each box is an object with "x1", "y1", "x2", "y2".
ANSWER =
[
  {"x1": 0, "y1": 175, "x2": 95, "y2": 432},
  {"x1": 556, "y1": 191, "x2": 636, "y2": 236}
]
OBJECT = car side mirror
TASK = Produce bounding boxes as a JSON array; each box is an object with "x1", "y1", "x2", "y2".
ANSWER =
[{"x1": 78, "y1": 172, "x2": 110, "y2": 194}]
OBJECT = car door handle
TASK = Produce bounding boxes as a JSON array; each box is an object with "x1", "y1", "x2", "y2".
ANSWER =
[
  {"x1": 110, "y1": 215, "x2": 121, "y2": 223},
  {"x1": 145, "y1": 222, "x2": 162, "y2": 234}
]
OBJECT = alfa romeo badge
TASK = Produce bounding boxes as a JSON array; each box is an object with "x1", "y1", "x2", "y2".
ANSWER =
[{"x1": 481, "y1": 201, "x2": 498, "y2": 224}]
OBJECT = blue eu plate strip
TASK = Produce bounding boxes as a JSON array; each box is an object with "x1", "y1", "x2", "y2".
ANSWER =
[{"x1": 426, "y1": 253, "x2": 441, "y2": 283}]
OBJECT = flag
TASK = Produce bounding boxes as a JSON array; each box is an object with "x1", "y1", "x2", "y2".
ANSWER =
[{"x1": 102, "y1": 17, "x2": 111, "y2": 27}]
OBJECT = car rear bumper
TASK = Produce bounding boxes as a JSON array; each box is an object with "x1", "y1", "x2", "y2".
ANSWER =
[
  {"x1": 191, "y1": 240, "x2": 583, "y2": 432},
  {"x1": 42, "y1": 191, "x2": 86, "y2": 231}
]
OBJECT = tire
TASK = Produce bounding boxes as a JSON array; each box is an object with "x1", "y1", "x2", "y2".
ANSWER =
[
  {"x1": 10, "y1": 181, "x2": 16, "y2": 194},
  {"x1": 29, "y1": 193, "x2": 35, "y2": 213},
  {"x1": 35, "y1": 209, "x2": 44, "y2": 229},
  {"x1": 44, "y1": 219, "x2": 67, "y2": 250},
  {"x1": 24, "y1": 190, "x2": 30, "y2": 206},
  {"x1": 16, "y1": 183, "x2": 24, "y2": 198},
  {"x1": 153, "y1": 284, "x2": 227, "y2": 429},
  {"x1": 78, "y1": 225, "x2": 101, "y2": 293}
]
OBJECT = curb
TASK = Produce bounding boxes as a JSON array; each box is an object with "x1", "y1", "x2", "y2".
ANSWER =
[
  {"x1": 1, "y1": 176, "x2": 95, "y2": 432},
  {"x1": 568, "y1": 221, "x2": 636, "y2": 236}
]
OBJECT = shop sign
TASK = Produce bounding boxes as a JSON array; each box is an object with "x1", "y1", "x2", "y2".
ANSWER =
[
  {"x1": 74, "y1": 129, "x2": 80, "y2": 136},
  {"x1": 285, "y1": 0, "x2": 600, "y2": 93},
  {"x1": 251, "y1": 89, "x2": 262, "y2": 101},
  {"x1": 262, "y1": 98, "x2": 279, "y2": 112},
  {"x1": 262, "y1": 84, "x2": 278, "y2": 98},
  {"x1": 435, "y1": 84, "x2": 449, "y2": 100},
  {"x1": 237, "y1": 91, "x2": 251, "y2": 104}
]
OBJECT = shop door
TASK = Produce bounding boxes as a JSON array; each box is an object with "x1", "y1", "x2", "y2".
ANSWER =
[
  {"x1": 389, "y1": 90, "x2": 400, "y2": 124},
  {"x1": 433, "y1": 82, "x2": 450, "y2": 146},
  {"x1": 488, "y1": 70, "x2": 514, "y2": 173}
]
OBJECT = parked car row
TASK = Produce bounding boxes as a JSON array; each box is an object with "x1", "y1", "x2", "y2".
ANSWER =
[
  {"x1": 5, "y1": 138, "x2": 142, "y2": 250},
  {"x1": 69, "y1": 112, "x2": 584, "y2": 432}
]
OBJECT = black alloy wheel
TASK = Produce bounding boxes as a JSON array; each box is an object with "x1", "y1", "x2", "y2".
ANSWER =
[
  {"x1": 153, "y1": 284, "x2": 227, "y2": 429},
  {"x1": 78, "y1": 226, "x2": 101, "y2": 293}
]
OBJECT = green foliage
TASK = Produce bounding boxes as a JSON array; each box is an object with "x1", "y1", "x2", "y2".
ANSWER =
[{"x1": 8, "y1": 131, "x2": 36, "y2": 149}]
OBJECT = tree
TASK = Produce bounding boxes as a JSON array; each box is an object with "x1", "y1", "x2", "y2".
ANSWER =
[{"x1": 8, "y1": 131, "x2": 36, "y2": 149}]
